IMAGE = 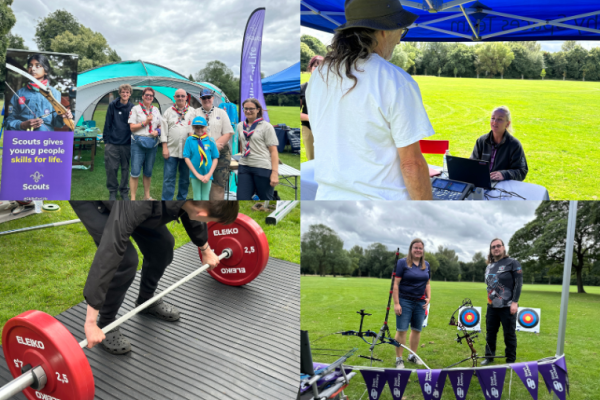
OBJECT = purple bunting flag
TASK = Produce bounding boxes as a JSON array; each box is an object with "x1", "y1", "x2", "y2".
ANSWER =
[
  {"x1": 511, "y1": 361, "x2": 539, "y2": 399},
  {"x1": 539, "y1": 357, "x2": 569, "y2": 400},
  {"x1": 477, "y1": 367, "x2": 507, "y2": 400},
  {"x1": 384, "y1": 369, "x2": 412, "y2": 400},
  {"x1": 447, "y1": 369, "x2": 474, "y2": 400},
  {"x1": 417, "y1": 369, "x2": 446, "y2": 400},
  {"x1": 360, "y1": 369, "x2": 387, "y2": 400}
]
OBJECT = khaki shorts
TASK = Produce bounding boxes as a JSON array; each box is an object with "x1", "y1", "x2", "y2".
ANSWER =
[{"x1": 212, "y1": 145, "x2": 231, "y2": 188}]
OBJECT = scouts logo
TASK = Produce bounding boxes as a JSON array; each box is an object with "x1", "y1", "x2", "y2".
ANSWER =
[
  {"x1": 44, "y1": 109, "x2": 50, "y2": 115},
  {"x1": 18, "y1": 96, "x2": 26, "y2": 105}
]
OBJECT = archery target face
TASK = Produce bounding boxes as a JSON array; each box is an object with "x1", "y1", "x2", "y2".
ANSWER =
[
  {"x1": 516, "y1": 308, "x2": 541, "y2": 333},
  {"x1": 456, "y1": 306, "x2": 482, "y2": 331},
  {"x1": 422, "y1": 303, "x2": 431, "y2": 327}
]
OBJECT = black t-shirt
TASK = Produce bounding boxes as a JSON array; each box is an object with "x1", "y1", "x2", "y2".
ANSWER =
[
  {"x1": 300, "y1": 83, "x2": 310, "y2": 129},
  {"x1": 485, "y1": 256, "x2": 523, "y2": 308}
]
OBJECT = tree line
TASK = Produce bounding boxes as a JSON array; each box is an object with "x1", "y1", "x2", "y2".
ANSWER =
[
  {"x1": 302, "y1": 34, "x2": 600, "y2": 81},
  {"x1": 0, "y1": 4, "x2": 298, "y2": 107},
  {"x1": 302, "y1": 202, "x2": 600, "y2": 293}
]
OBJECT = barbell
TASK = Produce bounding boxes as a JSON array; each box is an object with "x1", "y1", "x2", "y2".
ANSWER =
[{"x1": 0, "y1": 213, "x2": 269, "y2": 400}]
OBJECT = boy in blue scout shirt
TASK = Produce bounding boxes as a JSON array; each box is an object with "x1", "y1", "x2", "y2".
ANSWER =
[
  {"x1": 183, "y1": 116, "x2": 219, "y2": 200},
  {"x1": 5, "y1": 54, "x2": 72, "y2": 131}
]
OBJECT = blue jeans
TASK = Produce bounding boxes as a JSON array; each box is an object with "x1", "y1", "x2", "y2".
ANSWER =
[
  {"x1": 161, "y1": 157, "x2": 190, "y2": 200},
  {"x1": 130, "y1": 135, "x2": 157, "y2": 178},
  {"x1": 396, "y1": 298, "x2": 426, "y2": 332}
]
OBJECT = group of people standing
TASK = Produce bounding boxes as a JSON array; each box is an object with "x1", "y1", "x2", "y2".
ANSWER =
[
  {"x1": 103, "y1": 84, "x2": 280, "y2": 201},
  {"x1": 393, "y1": 238, "x2": 523, "y2": 369}
]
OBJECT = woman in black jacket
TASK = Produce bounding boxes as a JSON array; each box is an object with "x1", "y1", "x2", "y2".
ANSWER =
[{"x1": 470, "y1": 106, "x2": 528, "y2": 181}]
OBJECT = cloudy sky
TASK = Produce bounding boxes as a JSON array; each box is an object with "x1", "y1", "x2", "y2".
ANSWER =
[
  {"x1": 12, "y1": 0, "x2": 299, "y2": 78},
  {"x1": 302, "y1": 27, "x2": 600, "y2": 52},
  {"x1": 301, "y1": 201, "x2": 542, "y2": 262}
]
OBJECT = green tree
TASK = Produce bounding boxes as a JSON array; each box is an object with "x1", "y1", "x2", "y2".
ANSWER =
[
  {"x1": 51, "y1": 26, "x2": 121, "y2": 72},
  {"x1": 401, "y1": 42, "x2": 421, "y2": 74},
  {"x1": 301, "y1": 35, "x2": 327, "y2": 56},
  {"x1": 194, "y1": 60, "x2": 239, "y2": 104},
  {"x1": 34, "y1": 9, "x2": 81, "y2": 51},
  {"x1": 348, "y1": 245, "x2": 364, "y2": 276},
  {"x1": 509, "y1": 202, "x2": 600, "y2": 293},
  {"x1": 7, "y1": 32, "x2": 27, "y2": 49},
  {"x1": 360, "y1": 243, "x2": 396, "y2": 278},
  {"x1": 565, "y1": 44, "x2": 588, "y2": 80},
  {"x1": 421, "y1": 42, "x2": 448, "y2": 76},
  {"x1": 561, "y1": 40, "x2": 577, "y2": 53},
  {"x1": 0, "y1": 0, "x2": 17, "y2": 91},
  {"x1": 475, "y1": 42, "x2": 514, "y2": 78},
  {"x1": 300, "y1": 42, "x2": 315, "y2": 72},
  {"x1": 541, "y1": 68, "x2": 546, "y2": 80},
  {"x1": 188, "y1": 74, "x2": 194, "y2": 81},
  {"x1": 301, "y1": 224, "x2": 350, "y2": 276},
  {"x1": 443, "y1": 43, "x2": 475, "y2": 78},
  {"x1": 434, "y1": 246, "x2": 460, "y2": 281},
  {"x1": 583, "y1": 48, "x2": 600, "y2": 81}
]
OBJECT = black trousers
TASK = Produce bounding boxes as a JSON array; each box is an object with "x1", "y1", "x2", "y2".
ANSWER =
[
  {"x1": 104, "y1": 143, "x2": 131, "y2": 196},
  {"x1": 485, "y1": 305, "x2": 517, "y2": 363},
  {"x1": 72, "y1": 202, "x2": 174, "y2": 328},
  {"x1": 237, "y1": 165, "x2": 275, "y2": 200}
]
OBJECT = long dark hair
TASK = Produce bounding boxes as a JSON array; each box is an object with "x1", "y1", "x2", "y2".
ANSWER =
[
  {"x1": 27, "y1": 54, "x2": 52, "y2": 80},
  {"x1": 242, "y1": 98, "x2": 263, "y2": 119},
  {"x1": 320, "y1": 27, "x2": 379, "y2": 94},
  {"x1": 487, "y1": 238, "x2": 508, "y2": 264}
]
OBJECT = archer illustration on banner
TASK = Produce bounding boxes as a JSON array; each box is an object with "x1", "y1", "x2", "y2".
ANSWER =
[{"x1": 3, "y1": 50, "x2": 77, "y2": 132}]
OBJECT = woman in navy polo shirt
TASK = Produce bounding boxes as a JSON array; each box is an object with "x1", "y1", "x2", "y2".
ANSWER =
[{"x1": 392, "y1": 238, "x2": 431, "y2": 369}]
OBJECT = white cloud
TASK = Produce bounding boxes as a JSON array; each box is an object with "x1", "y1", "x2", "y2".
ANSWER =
[
  {"x1": 301, "y1": 201, "x2": 542, "y2": 261},
  {"x1": 12, "y1": 0, "x2": 299, "y2": 77}
]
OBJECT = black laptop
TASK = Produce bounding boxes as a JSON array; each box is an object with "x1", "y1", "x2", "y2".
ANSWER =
[{"x1": 447, "y1": 155, "x2": 498, "y2": 190}]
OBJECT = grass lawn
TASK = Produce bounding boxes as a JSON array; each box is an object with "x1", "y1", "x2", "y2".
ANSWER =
[
  {"x1": 302, "y1": 277, "x2": 600, "y2": 400},
  {"x1": 0, "y1": 200, "x2": 299, "y2": 344},
  {"x1": 299, "y1": 76, "x2": 600, "y2": 200}
]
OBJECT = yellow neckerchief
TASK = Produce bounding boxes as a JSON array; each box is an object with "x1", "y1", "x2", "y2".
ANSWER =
[{"x1": 192, "y1": 133, "x2": 209, "y2": 167}]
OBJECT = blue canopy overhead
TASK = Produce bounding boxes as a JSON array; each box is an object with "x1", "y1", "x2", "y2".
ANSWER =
[
  {"x1": 301, "y1": 0, "x2": 600, "y2": 41},
  {"x1": 261, "y1": 62, "x2": 301, "y2": 94}
]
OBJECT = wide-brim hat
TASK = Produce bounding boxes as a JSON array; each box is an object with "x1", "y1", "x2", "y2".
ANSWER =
[{"x1": 335, "y1": 0, "x2": 418, "y2": 32}]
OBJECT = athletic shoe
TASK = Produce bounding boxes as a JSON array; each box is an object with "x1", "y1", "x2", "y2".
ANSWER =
[
  {"x1": 134, "y1": 298, "x2": 180, "y2": 321},
  {"x1": 395, "y1": 359, "x2": 405, "y2": 369},
  {"x1": 480, "y1": 358, "x2": 493, "y2": 366},
  {"x1": 100, "y1": 327, "x2": 132, "y2": 355},
  {"x1": 408, "y1": 354, "x2": 424, "y2": 366}
]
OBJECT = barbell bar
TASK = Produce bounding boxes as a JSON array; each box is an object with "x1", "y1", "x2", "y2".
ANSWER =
[{"x1": 1, "y1": 213, "x2": 270, "y2": 400}]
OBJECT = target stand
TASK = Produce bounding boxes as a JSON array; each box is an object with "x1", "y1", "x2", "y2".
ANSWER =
[
  {"x1": 0, "y1": 244, "x2": 300, "y2": 399},
  {"x1": 456, "y1": 306, "x2": 482, "y2": 332},
  {"x1": 516, "y1": 308, "x2": 541, "y2": 333}
]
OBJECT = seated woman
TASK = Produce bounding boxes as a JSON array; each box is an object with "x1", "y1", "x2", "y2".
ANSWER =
[
  {"x1": 4, "y1": 54, "x2": 73, "y2": 131},
  {"x1": 393, "y1": 238, "x2": 431, "y2": 369},
  {"x1": 470, "y1": 106, "x2": 528, "y2": 181},
  {"x1": 237, "y1": 98, "x2": 279, "y2": 200}
]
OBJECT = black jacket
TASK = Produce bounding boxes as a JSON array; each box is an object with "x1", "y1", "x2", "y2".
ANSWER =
[
  {"x1": 300, "y1": 83, "x2": 310, "y2": 129},
  {"x1": 103, "y1": 98, "x2": 133, "y2": 145},
  {"x1": 470, "y1": 131, "x2": 528, "y2": 181},
  {"x1": 70, "y1": 201, "x2": 207, "y2": 310}
]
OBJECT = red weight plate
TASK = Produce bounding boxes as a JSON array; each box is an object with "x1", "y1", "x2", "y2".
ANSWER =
[
  {"x1": 199, "y1": 213, "x2": 269, "y2": 286},
  {"x1": 2, "y1": 310, "x2": 95, "y2": 400}
]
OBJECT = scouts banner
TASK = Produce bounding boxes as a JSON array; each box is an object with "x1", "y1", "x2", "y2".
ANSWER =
[
  {"x1": 239, "y1": 8, "x2": 269, "y2": 122},
  {"x1": 0, "y1": 49, "x2": 78, "y2": 200}
]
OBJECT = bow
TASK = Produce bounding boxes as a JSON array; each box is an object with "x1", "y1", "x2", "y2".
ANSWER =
[
  {"x1": 446, "y1": 298, "x2": 505, "y2": 368},
  {"x1": 6, "y1": 63, "x2": 75, "y2": 131}
]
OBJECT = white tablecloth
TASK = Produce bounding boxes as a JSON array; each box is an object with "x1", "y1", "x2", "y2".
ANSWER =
[{"x1": 300, "y1": 160, "x2": 550, "y2": 201}]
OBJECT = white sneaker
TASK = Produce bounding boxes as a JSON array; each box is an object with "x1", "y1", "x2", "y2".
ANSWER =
[
  {"x1": 395, "y1": 359, "x2": 405, "y2": 369},
  {"x1": 408, "y1": 354, "x2": 424, "y2": 366}
]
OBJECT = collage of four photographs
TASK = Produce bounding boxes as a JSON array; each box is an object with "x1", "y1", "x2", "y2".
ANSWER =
[{"x1": 0, "y1": 0, "x2": 599, "y2": 399}]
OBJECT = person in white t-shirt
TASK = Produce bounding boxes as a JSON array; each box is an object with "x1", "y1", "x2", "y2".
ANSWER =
[{"x1": 306, "y1": 0, "x2": 435, "y2": 200}]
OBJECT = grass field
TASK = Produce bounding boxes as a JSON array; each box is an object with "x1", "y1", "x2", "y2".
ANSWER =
[
  {"x1": 302, "y1": 277, "x2": 600, "y2": 400},
  {"x1": 0, "y1": 200, "x2": 299, "y2": 344},
  {"x1": 0, "y1": 104, "x2": 301, "y2": 200},
  {"x1": 299, "y1": 75, "x2": 600, "y2": 200}
]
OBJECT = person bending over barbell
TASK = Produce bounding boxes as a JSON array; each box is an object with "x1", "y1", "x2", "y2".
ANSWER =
[{"x1": 69, "y1": 201, "x2": 239, "y2": 355}]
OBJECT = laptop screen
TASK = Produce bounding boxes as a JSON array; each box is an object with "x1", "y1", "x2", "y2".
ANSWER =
[{"x1": 447, "y1": 155, "x2": 494, "y2": 189}]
